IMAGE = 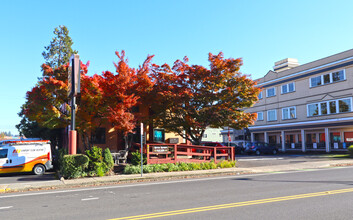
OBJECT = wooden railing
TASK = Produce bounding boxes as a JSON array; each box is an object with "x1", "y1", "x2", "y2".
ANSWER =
[{"x1": 146, "y1": 143, "x2": 234, "y2": 164}]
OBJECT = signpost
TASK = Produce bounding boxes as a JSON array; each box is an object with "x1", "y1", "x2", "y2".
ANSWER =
[
  {"x1": 68, "y1": 54, "x2": 81, "y2": 155},
  {"x1": 140, "y1": 123, "x2": 143, "y2": 177}
]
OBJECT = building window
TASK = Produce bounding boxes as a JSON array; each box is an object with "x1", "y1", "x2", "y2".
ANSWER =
[
  {"x1": 281, "y1": 82, "x2": 295, "y2": 94},
  {"x1": 266, "y1": 88, "x2": 276, "y2": 97},
  {"x1": 339, "y1": 99, "x2": 351, "y2": 113},
  {"x1": 91, "y1": 128, "x2": 106, "y2": 144},
  {"x1": 257, "y1": 112, "x2": 264, "y2": 121},
  {"x1": 153, "y1": 129, "x2": 165, "y2": 143},
  {"x1": 267, "y1": 109, "x2": 277, "y2": 121},
  {"x1": 310, "y1": 76, "x2": 322, "y2": 87},
  {"x1": 282, "y1": 107, "x2": 296, "y2": 119},
  {"x1": 307, "y1": 98, "x2": 352, "y2": 117},
  {"x1": 310, "y1": 70, "x2": 345, "y2": 88},
  {"x1": 203, "y1": 133, "x2": 208, "y2": 138},
  {"x1": 332, "y1": 70, "x2": 345, "y2": 82},
  {"x1": 320, "y1": 102, "x2": 327, "y2": 115},
  {"x1": 308, "y1": 104, "x2": 319, "y2": 117},
  {"x1": 258, "y1": 91, "x2": 263, "y2": 99}
]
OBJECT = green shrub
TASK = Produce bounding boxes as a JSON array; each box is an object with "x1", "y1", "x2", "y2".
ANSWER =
[
  {"x1": 166, "y1": 163, "x2": 179, "y2": 172},
  {"x1": 131, "y1": 150, "x2": 147, "y2": 166},
  {"x1": 103, "y1": 148, "x2": 114, "y2": 170},
  {"x1": 143, "y1": 165, "x2": 153, "y2": 173},
  {"x1": 188, "y1": 162, "x2": 201, "y2": 170},
  {"x1": 178, "y1": 162, "x2": 189, "y2": 171},
  {"x1": 200, "y1": 162, "x2": 210, "y2": 170},
  {"x1": 86, "y1": 146, "x2": 103, "y2": 163},
  {"x1": 60, "y1": 154, "x2": 89, "y2": 179},
  {"x1": 54, "y1": 148, "x2": 68, "y2": 170},
  {"x1": 122, "y1": 160, "x2": 236, "y2": 174},
  {"x1": 152, "y1": 164, "x2": 165, "y2": 172},
  {"x1": 123, "y1": 165, "x2": 141, "y2": 174},
  {"x1": 209, "y1": 161, "x2": 217, "y2": 169},
  {"x1": 348, "y1": 145, "x2": 353, "y2": 157},
  {"x1": 85, "y1": 146, "x2": 113, "y2": 176},
  {"x1": 217, "y1": 160, "x2": 236, "y2": 168}
]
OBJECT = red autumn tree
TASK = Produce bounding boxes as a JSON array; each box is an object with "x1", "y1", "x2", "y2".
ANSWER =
[
  {"x1": 150, "y1": 52, "x2": 260, "y2": 145},
  {"x1": 98, "y1": 51, "x2": 154, "y2": 149},
  {"x1": 21, "y1": 61, "x2": 105, "y2": 149}
]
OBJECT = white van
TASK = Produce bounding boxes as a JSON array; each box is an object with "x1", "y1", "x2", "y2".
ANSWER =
[{"x1": 0, "y1": 140, "x2": 53, "y2": 175}]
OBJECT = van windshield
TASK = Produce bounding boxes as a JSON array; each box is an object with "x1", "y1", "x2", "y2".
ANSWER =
[{"x1": 0, "y1": 149, "x2": 8, "y2": 159}]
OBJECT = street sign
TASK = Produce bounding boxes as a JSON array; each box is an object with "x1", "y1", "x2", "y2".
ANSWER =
[{"x1": 68, "y1": 54, "x2": 81, "y2": 98}]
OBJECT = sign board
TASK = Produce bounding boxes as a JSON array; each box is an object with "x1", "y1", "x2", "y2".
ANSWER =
[
  {"x1": 152, "y1": 146, "x2": 169, "y2": 153},
  {"x1": 291, "y1": 143, "x2": 295, "y2": 149},
  {"x1": 334, "y1": 142, "x2": 339, "y2": 149},
  {"x1": 68, "y1": 65, "x2": 72, "y2": 97},
  {"x1": 313, "y1": 143, "x2": 317, "y2": 149},
  {"x1": 346, "y1": 138, "x2": 353, "y2": 142},
  {"x1": 68, "y1": 54, "x2": 81, "y2": 97}
]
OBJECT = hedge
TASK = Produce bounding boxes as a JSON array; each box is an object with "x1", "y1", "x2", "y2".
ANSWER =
[
  {"x1": 123, "y1": 160, "x2": 236, "y2": 174},
  {"x1": 60, "y1": 146, "x2": 115, "y2": 179}
]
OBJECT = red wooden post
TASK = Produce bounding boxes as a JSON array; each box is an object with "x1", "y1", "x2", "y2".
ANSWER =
[
  {"x1": 174, "y1": 144, "x2": 177, "y2": 164},
  {"x1": 214, "y1": 147, "x2": 217, "y2": 163},
  {"x1": 231, "y1": 147, "x2": 234, "y2": 161},
  {"x1": 146, "y1": 144, "x2": 150, "y2": 165}
]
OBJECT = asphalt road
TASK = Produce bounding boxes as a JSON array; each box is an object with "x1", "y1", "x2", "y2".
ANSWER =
[
  {"x1": 235, "y1": 154, "x2": 330, "y2": 168},
  {"x1": 1, "y1": 166, "x2": 353, "y2": 219},
  {"x1": 0, "y1": 172, "x2": 56, "y2": 184}
]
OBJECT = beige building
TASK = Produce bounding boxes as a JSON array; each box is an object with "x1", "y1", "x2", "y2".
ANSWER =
[{"x1": 248, "y1": 49, "x2": 353, "y2": 152}]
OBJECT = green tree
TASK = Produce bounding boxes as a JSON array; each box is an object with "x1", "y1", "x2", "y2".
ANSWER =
[
  {"x1": 17, "y1": 25, "x2": 77, "y2": 145},
  {"x1": 42, "y1": 25, "x2": 78, "y2": 68}
]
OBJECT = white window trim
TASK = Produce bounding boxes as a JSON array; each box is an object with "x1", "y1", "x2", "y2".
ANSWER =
[
  {"x1": 257, "y1": 112, "x2": 264, "y2": 121},
  {"x1": 266, "y1": 87, "x2": 276, "y2": 97},
  {"x1": 282, "y1": 106, "x2": 296, "y2": 119},
  {"x1": 307, "y1": 97, "x2": 352, "y2": 117},
  {"x1": 281, "y1": 82, "x2": 295, "y2": 94},
  {"x1": 309, "y1": 69, "x2": 346, "y2": 88},
  {"x1": 267, "y1": 109, "x2": 277, "y2": 121}
]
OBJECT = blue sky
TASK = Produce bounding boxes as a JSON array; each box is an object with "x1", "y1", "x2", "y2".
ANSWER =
[{"x1": 1, "y1": 0, "x2": 353, "y2": 135}]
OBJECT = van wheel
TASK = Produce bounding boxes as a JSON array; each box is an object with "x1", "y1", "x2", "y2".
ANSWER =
[{"x1": 33, "y1": 164, "x2": 45, "y2": 175}]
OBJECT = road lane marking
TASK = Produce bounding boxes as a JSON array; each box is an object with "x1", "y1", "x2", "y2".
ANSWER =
[
  {"x1": 108, "y1": 187, "x2": 353, "y2": 220},
  {"x1": 0, "y1": 206, "x2": 13, "y2": 210},
  {"x1": 81, "y1": 197, "x2": 99, "y2": 201}
]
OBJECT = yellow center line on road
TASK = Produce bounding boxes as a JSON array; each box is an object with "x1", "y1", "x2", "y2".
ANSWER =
[{"x1": 108, "y1": 187, "x2": 353, "y2": 220}]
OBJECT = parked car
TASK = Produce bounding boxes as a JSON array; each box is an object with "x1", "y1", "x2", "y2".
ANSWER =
[
  {"x1": 200, "y1": 142, "x2": 227, "y2": 154},
  {"x1": 244, "y1": 142, "x2": 278, "y2": 155},
  {"x1": 221, "y1": 142, "x2": 245, "y2": 154}
]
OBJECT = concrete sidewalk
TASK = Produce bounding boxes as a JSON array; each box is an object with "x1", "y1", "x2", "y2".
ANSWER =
[{"x1": 1, "y1": 158, "x2": 353, "y2": 193}]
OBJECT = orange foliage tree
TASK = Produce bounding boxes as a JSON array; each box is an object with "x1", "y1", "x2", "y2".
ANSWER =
[
  {"x1": 98, "y1": 51, "x2": 154, "y2": 149},
  {"x1": 21, "y1": 61, "x2": 105, "y2": 149},
  {"x1": 150, "y1": 52, "x2": 260, "y2": 145}
]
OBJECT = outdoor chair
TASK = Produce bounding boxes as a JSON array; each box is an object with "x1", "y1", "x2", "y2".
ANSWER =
[{"x1": 115, "y1": 150, "x2": 128, "y2": 164}]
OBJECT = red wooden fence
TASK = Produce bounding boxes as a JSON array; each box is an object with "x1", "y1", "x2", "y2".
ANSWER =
[{"x1": 146, "y1": 144, "x2": 234, "y2": 164}]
